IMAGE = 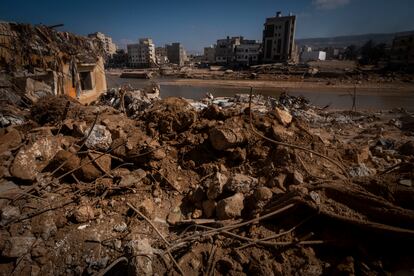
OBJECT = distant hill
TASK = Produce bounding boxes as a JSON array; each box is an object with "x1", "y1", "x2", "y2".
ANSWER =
[{"x1": 296, "y1": 30, "x2": 414, "y2": 49}]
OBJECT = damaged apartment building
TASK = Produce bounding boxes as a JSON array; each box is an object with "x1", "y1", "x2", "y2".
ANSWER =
[
  {"x1": 215, "y1": 36, "x2": 261, "y2": 66},
  {"x1": 0, "y1": 22, "x2": 107, "y2": 104}
]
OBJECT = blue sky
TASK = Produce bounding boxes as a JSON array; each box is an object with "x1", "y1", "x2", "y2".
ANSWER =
[{"x1": 1, "y1": 0, "x2": 413, "y2": 52}]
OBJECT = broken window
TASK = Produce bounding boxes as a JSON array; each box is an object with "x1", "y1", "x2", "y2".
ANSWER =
[{"x1": 79, "y1": 71, "x2": 93, "y2": 91}]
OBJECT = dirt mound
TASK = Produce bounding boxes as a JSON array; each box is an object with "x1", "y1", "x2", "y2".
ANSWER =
[{"x1": 0, "y1": 92, "x2": 413, "y2": 275}]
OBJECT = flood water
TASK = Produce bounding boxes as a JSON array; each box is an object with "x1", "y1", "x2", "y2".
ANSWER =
[{"x1": 106, "y1": 75, "x2": 414, "y2": 111}]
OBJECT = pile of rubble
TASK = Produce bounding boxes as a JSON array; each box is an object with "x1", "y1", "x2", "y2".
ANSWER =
[{"x1": 0, "y1": 86, "x2": 414, "y2": 275}]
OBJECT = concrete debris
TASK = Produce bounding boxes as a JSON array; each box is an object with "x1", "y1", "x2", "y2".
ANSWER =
[
  {"x1": 0, "y1": 38, "x2": 413, "y2": 275},
  {"x1": 127, "y1": 238, "x2": 154, "y2": 276},
  {"x1": 10, "y1": 136, "x2": 61, "y2": 180},
  {"x1": 216, "y1": 193, "x2": 245, "y2": 220},
  {"x1": 206, "y1": 172, "x2": 228, "y2": 200},
  {"x1": 225, "y1": 173, "x2": 258, "y2": 194},
  {"x1": 73, "y1": 205, "x2": 95, "y2": 223},
  {"x1": 84, "y1": 124, "x2": 113, "y2": 151},
  {"x1": 349, "y1": 163, "x2": 376, "y2": 177},
  {"x1": 209, "y1": 127, "x2": 247, "y2": 150},
  {"x1": 274, "y1": 107, "x2": 293, "y2": 126}
]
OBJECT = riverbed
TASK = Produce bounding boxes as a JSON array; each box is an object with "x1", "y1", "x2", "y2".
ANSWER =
[{"x1": 106, "y1": 75, "x2": 414, "y2": 111}]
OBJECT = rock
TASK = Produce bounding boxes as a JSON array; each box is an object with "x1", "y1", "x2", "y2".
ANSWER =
[
  {"x1": 73, "y1": 205, "x2": 95, "y2": 223},
  {"x1": 206, "y1": 172, "x2": 228, "y2": 200},
  {"x1": 291, "y1": 170, "x2": 304, "y2": 185},
  {"x1": 1, "y1": 205, "x2": 20, "y2": 225},
  {"x1": 192, "y1": 209, "x2": 203, "y2": 219},
  {"x1": 167, "y1": 207, "x2": 182, "y2": 225},
  {"x1": 2, "y1": 236, "x2": 36, "y2": 258},
  {"x1": 89, "y1": 152, "x2": 111, "y2": 173},
  {"x1": 216, "y1": 193, "x2": 244, "y2": 220},
  {"x1": 274, "y1": 107, "x2": 292, "y2": 126},
  {"x1": 399, "y1": 141, "x2": 414, "y2": 156},
  {"x1": 137, "y1": 199, "x2": 155, "y2": 219},
  {"x1": 151, "y1": 147, "x2": 167, "y2": 160},
  {"x1": 113, "y1": 221, "x2": 128, "y2": 232},
  {"x1": 225, "y1": 174, "x2": 258, "y2": 194},
  {"x1": 202, "y1": 200, "x2": 216, "y2": 218},
  {"x1": 272, "y1": 124, "x2": 294, "y2": 142},
  {"x1": 80, "y1": 157, "x2": 102, "y2": 181},
  {"x1": 209, "y1": 127, "x2": 247, "y2": 151},
  {"x1": 52, "y1": 150, "x2": 81, "y2": 172},
  {"x1": 10, "y1": 136, "x2": 61, "y2": 180},
  {"x1": 84, "y1": 124, "x2": 112, "y2": 151},
  {"x1": 0, "y1": 127, "x2": 22, "y2": 153},
  {"x1": 127, "y1": 238, "x2": 154, "y2": 276},
  {"x1": 349, "y1": 164, "x2": 376, "y2": 177},
  {"x1": 254, "y1": 187, "x2": 273, "y2": 201}
]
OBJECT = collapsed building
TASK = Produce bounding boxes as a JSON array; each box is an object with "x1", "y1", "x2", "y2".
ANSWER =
[{"x1": 0, "y1": 22, "x2": 107, "y2": 104}]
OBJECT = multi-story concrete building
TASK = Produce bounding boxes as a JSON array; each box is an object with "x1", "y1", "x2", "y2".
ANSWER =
[
  {"x1": 262, "y1": 11, "x2": 296, "y2": 63},
  {"x1": 155, "y1": 47, "x2": 169, "y2": 65},
  {"x1": 215, "y1": 36, "x2": 243, "y2": 64},
  {"x1": 166, "y1": 43, "x2": 187, "y2": 66},
  {"x1": 88, "y1": 32, "x2": 117, "y2": 56},
  {"x1": 127, "y1": 38, "x2": 156, "y2": 68},
  {"x1": 214, "y1": 37, "x2": 261, "y2": 66},
  {"x1": 235, "y1": 40, "x2": 261, "y2": 66},
  {"x1": 203, "y1": 46, "x2": 216, "y2": 63},
  {"x1": 391, "y1": 34, "x2": 414, "y2": 67}
]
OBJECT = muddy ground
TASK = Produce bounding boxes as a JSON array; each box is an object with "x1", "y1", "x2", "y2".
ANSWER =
[{"x1": 0, "y1": 89, "x2": 414, "y2": 275}]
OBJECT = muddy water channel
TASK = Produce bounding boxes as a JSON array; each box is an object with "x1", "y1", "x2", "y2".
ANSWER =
[{"x1": 106, "y1": 75, "x2": 414, "y2": 111}]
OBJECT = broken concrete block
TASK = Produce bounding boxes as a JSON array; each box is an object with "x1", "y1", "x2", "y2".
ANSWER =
[
  {"x1": 274, "y1": 107, "x2": 292, "y2": 126},
  {"x1": 206, "y1": 172, "x2": 228, "y2": 200},
  {"x1": 225, "y1": 173, "x2": 258, "y2": 194},
  {"x1": 73, "y1": 205, "x2": 95, "y2": 223},
  {"x1": 127, "y1": 238, "x2": 154, "y2": 276},
  {"x1": 84, "y1": 124, "x2": 112, "y2": 151},
  {"x1": 2, "y1": 236, "x2": 36, "y2": 258},
  {"x1": 216, "y1": 193, "x2": 244, "y2": 220},
  {"x1": 10, "y1": 136, "x2": 61, "y2": 180},
  {"x1": 209, "y1": 127, "x2": 247, "y2": 150}
]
